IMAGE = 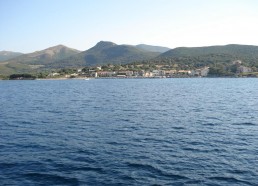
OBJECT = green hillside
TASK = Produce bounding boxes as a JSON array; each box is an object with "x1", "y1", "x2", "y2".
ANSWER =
[
  {"x1": 0, "y1": 62, "x2": 34, "y2": 76},
  {"x1": 5, "y1": 45, "x2": 80, "y2": 65},
  {"x1": 48, "y1": 41, "x2": 160, "y2": 68},
  {"x1": 0, "y1": 45, "x2": 80, "y2": 75},
  {"x1": 159, "y1": 44, "x2": 258, "y2": 58},
  {"x1": 155, "y1": 44, "x2": 258, "y2": 68}
]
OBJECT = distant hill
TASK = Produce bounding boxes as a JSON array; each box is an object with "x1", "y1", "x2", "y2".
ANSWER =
[
  {"x1": 0, "y1": 51, "x2": 23, "y2": 62},
  {"x1": 159, "y1": 44, "x2": 258, "y2": 58},
  {"x1": 49, "y1": 41, "x2": 160, "y2": 68},
  {"x1": 2, "y1": 43, "x2": 258, "y2": 76},
  {"x1": 136, "y1": 44, "x2": 170, "y2": 53},
  {"x1": 152, "y1": 44, "x2": 258, "y2": 69},
  {"x1": 5, "y1": 45, "x2": 80, "y2": 65},
  {"x1": 0, "y1": 45, "x2": 80, "y2": 76}
]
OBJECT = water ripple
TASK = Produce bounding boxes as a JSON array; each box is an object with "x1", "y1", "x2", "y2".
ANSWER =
[
  {"x1": 1, "y1": 79, "x2": 258, "y2": 185},
  {"x1": 208, "y1": 176, "x2": 254, "y2": 185},
  {"x1": 127, "y1": 162, "x2": 189, "y2": 180},
  {"x1": 22, "y1": 173, "x2": 79, "y2": 185}
]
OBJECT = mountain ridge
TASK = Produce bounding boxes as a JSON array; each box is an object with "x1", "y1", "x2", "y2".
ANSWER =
[
  {"x1": 5, "y1": 45, "x2": 81, "y2": 65},
  {"x1": 47, "y1": 41, "x2": 160, "y2": 68},
  {"x1": 159, "y1": 44, "x2": 258, "y2": 58},
  {"x1": 1, "y1": 42, "x2": 258, "y2": 76}
]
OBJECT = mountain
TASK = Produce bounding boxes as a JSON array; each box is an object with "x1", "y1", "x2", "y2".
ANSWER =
[
  {"x1": 0, "y1": 51, "x2": 23, "y2": 62},
  {"x1": 151, "y1": 44, "x2": 258, "y2": 70},
  {"x1": 49, "y1": 41, "x2": 160, "y2": 68},
  {"x1": 136, "y1": 44, "x2": 170, "y2": 53},
  {"x1": 2, "y1": 43, "x2": 258, "y2": 76},
  {"x1": 159, "y1": 44, "x2": 258, "y2": 58},
  {"x1": 5, "y1": 45, "x2": 81, "y2": 65},
  {"x1": 0, "y1": 45, "x2": 80, "y2": 76}
]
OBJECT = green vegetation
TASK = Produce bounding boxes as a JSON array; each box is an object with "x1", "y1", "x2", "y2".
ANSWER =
[
  {"x1": 36, "y1": 71, "x2": 49, "y2": 79},
  {"x1": 0, "y1": 74, "x2": 8, "y2": 80},
  {"x1": 0, "y1": 62, "x2": 37, "y2": 76},
  {"x1": 9, "y1": 74, "x2": 36, "y2": 80},
  {"x1": 0, "y1": 63, "x2": 16, "y2": 75},
  {"x1": 5, "y1": 45, "x2": 80, "y2": 66},
  {"x1": 154, "y1": 45, "x2": 258, "y2": 75},
  {"x1": 159, "y1": 44, "x2": 258, "y2": 58},
  {"x1": 57, "y1": 68, "x2": 77, "y2": 75}
]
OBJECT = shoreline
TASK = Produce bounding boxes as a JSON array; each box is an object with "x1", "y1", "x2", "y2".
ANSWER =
[
  {"x1": 37, "y1": 76, "x2": 257, "y2": 80},
  {"x1": 2, "y1": 76, "x2": 258, "y2": 81}
]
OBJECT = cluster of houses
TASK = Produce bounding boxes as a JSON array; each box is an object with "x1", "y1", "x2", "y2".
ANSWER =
[
  {"x1": 94, "y1": 67, "x2": 210, "y2": 78},
  {"x1": 49, "y1": 66, "x2": 210, "y2": 78},
  {"x1": 47, "y1": 60, "x2": 255, "y2": 78},
  {"x1": 233, "y1": 60, "x2": 253, "y2": 73}
]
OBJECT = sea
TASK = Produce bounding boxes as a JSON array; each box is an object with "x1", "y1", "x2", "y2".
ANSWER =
[{"x1": 0, "y1": 78, "x2": 258, "y2": 185}]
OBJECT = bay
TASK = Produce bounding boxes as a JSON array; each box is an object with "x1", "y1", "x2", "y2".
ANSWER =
[{"x1": 0, "y1": 78, "x2": 258, "y2": 185}]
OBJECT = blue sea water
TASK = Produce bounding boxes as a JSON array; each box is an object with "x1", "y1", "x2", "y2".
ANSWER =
[{"x1": 0, "y1": 78, "x2": 258, "y2": 185}]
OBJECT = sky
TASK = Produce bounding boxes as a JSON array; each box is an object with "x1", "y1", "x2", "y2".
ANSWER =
[{"x1": 1, "y1": 0, "x2": 258, "y2": 53}]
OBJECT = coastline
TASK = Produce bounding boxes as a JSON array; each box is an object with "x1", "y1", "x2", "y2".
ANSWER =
[{"x1": 2, "y1": 76, "x2": 258, "y2": 81}]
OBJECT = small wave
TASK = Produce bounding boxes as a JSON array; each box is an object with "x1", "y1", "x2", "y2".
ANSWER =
[
  {"x1": 182, "y1": 146, "x2": 221, "y2": 153},
  {"x1": 208, "y1": 176, "x2": 252, "y2": 185},
  {"x1": 206, "y1": 116, "x2": 222, "y2": 121},
  {"x1": 19, "y1": 143, "x2": 48, "y2": 149},
  {"x1": 228, "y1": 169, "x2": 250, "y2": 175},
  {"x1": 76, "y1": 149, "x2": 97, "y2": 155},
  {"x1": 76, "y1": 166, "x2": 104, "y2": 173},
  {"x1": 120, "y1": 175, "x2": 136, "y2": 181},
  {"x1": 203, "y1": 123, "x2": 218, "y2": 126},
  {"x1": 23, "y1": 172, "x2": 79, "y2": 185},
  {"x1": 0, "y1": 162, "x2": 17, "y2": 169},
  {"x1": 185, "y1": 179, "x2": 203, "y2": 184},
  {"x1": 49, "y1": 110, "x2": 63, "y2": 114},
  {"x1": 127, "y1": 162, "x2": 188, "y2": 180},
  {"x1": 52, "y1": 161, "x2": 103, "y2": 174},
  {"x1": 182, "y1": 147, "x2": 200, "y2": 152},
  {"x1": 106, "y1": 141, "x2": 125, "y2": 145},
  {"x1": 21, "y1": 121, "x2": 34, "y2": 124},
  {"x1": 121, "y1": 118, "x2": 131, "y2": 122},
  {"x1": 71, "y1": 156, "x2": 96, "y2": 164},
  {"x1": 188, "y1": 141, "x2": 204, "y2": 146},
  {"x1": 172, "y1": 126, "x2": 185, "y2": 130},
  {"x1": 142, "y1": 137, "x2": 172, "y2": 145},
  {"x1": 232, "y1": 122, "x2": 256, "y2": 126}
]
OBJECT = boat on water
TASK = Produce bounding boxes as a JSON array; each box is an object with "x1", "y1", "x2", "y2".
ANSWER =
[{"x1": 84, "y1": 78, "x2": 90, "y2": 80}]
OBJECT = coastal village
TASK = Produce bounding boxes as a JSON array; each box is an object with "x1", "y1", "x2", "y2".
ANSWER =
[
  {"x1": 49, "y1": 65, "x2": 210, "y2": 79},
  {"x1": 2, "y1": 59, "x2": 256, "y2": 80},
  {"x1": 47, "y1": 60, "x2": 255, "y2": 79}
]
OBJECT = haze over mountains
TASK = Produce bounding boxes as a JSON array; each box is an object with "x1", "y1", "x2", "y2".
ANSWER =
[
  {"x1": 1, "y1": 41, "x2": 258, "y2": 75},
  {"x1": 0, "y1": 51, "x2": 23, "y2": 62}
]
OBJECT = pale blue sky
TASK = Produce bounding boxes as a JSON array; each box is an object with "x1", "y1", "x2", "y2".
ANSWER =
[{"x1": 1, "y1": 0, "x2": 258, "y2": 53}]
